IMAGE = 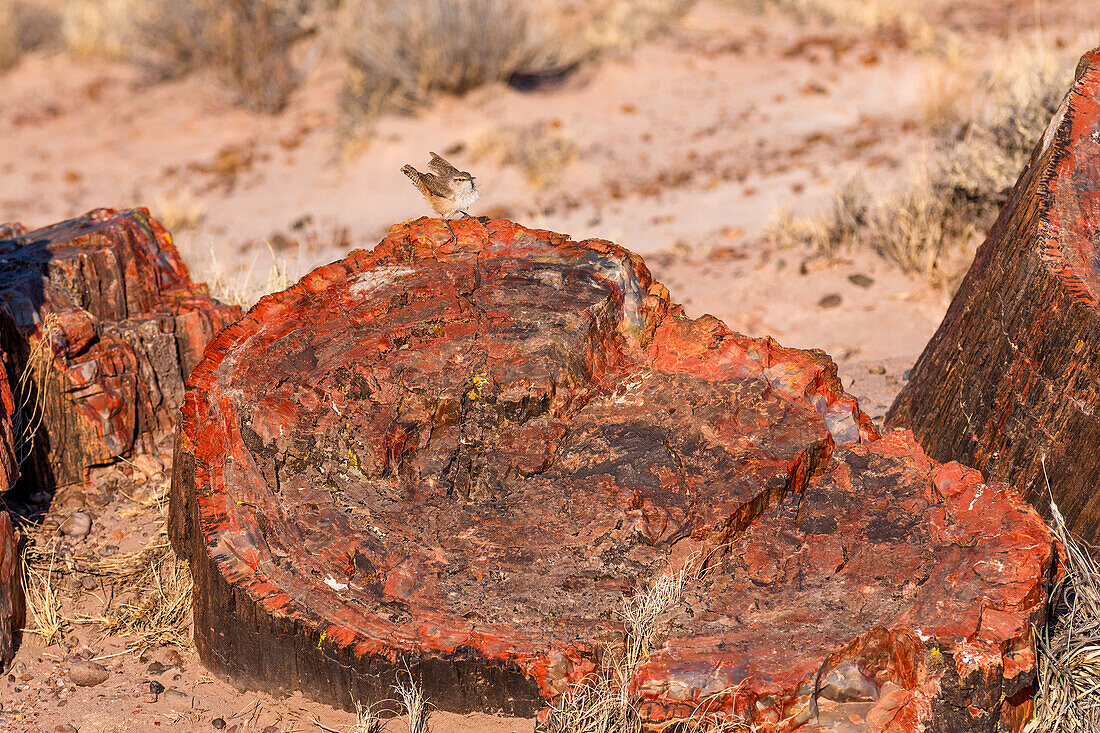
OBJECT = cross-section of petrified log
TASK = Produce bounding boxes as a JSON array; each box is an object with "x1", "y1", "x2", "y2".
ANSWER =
[
  {"x1": 887, "y1": 48, "x2": 1100, "y2": 542},
  {"x1": 171, "y1": 217, "x2": 1052, "y2": 730},
  {"x1": 0, "y1": 209, "x2": 241, "y2": 490}
]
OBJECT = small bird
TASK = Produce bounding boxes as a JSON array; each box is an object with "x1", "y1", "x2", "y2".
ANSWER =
[{"x1": 402, "y1": 152, "x2": 480, "y2": 221}]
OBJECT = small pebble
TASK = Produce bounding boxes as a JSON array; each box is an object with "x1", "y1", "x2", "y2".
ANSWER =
[
  {"x1": 146, "y1": 661, "x2": 169, "y2": 675},
  {"x1": 98, "y1": 544, "x2": 119, "y2": 557},
  {"x1": 150, "y1": 680, "x2": 165, "y2": 695},
  {"x1": 160, "y1": 688, "x2": 191, "y2": 707},
  {"x1": 54, "y1": 725, "x2": 78, "y2": 733},
  {"x1": 59, "y1": 511, "x2": 92, "y2": 539},
  {"x1": 163, "y1": 649, "x2": 183, "y2": 666},
  {"x1": 848, "y1": 273, "x2": 875, "y2": 288},
  {"x1": 19, "y1": 673, "x2": 32, "y2": 682},
  {"x1": 903, "y1": 369, "x2": 911, "y2": 381},
  {"x1": 142, "y1": 693, "x2": 158, "y2": 703},
  {"x1": 68, "y1": 660, "x2": 109, "y2": 687},
  {"x1": 818, "y1": 293, "x2": 842, "y2": 309},
  {"x1": 211, "y1": 718, "x2": 226, "y2": 730},
  {"x1": 868, "y1": 365, "x2": 886, "y2": 375},
  {"x1": 261, "y1": 726, "x2": 280, "y2": 733},
  {"x1": 81, "y1": 576, "x2": 98, "y2": 591}
]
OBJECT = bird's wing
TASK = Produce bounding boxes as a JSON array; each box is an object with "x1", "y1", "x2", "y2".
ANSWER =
[
  {"x1": 403, "y1": 165, "x2": 452, "y2": 198},
  {"x1": 428, "y1": 152, "x2": 458, "y2": 176}
]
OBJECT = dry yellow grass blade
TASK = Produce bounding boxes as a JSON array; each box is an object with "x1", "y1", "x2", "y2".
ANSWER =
[
  {"x1": 20, "y1": 538, "x2": 66, "y2": 646},
  {"x1": 14, "y1": 311, "x2": 61, "y2": 467},
  {"x1": 1027, "y1": 499, "x2": 1100, "y2": 733}
]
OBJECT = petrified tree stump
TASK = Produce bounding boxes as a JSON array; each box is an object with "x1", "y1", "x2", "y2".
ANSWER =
[
  {"x1": 172, "y1": 217, "x2": 1052, "y2": 731},
  {"x1": 0, "y1": 209, "x2": 241, "y2": 490},
  {"x1": 0, "y1": 354, "x2": 18, "y2": 671},
  {"x1": 888, "y1": 48, "x2": 1100, "y2": 541},
  {"x1": 0, "y1": 510, "x2": 21, "y2": 672}
]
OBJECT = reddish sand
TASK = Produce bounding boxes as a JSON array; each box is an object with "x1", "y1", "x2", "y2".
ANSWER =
[{"x1": 0, "y1": 0, "x2": 1096, "y2": 730}]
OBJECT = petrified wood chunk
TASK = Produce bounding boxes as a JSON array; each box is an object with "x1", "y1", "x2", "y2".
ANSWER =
[
  {"x1": 633, "y1": 432, "x2": 1052, "y2": 731},
  {"x1": 171, "y1": 217, "x2": 1052, "y2": 730},
  {"x1": 0, "y1": 510, "x2": 21, "y2": 672},
  {"x1": 0, "y1": 209, "x2": 240, "y2": 489},
  {"x1": 887, "y1": 49, "x2": 1100, "y2": 541}
]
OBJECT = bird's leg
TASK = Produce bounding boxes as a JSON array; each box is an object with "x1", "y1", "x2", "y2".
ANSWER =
[
  {"x1": 442, "y1": 213, "x2": 457, "y2": 240},
  {"x1": 459, "y1": 210, "x2": 472, "y2": 219}
]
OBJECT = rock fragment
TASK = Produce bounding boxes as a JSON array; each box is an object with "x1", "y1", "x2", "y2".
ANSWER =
[{"x1": 68, "y1": 660, "x2": 109, "y2": 687}]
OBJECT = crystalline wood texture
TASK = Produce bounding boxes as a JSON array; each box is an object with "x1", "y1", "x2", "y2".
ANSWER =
[
  {"x1": 887, "y1": 49, "x2": 1100, "y2": 541},
  {"x1": 170, "y1": 217, "x2": 1052, "y2": 731},
  {"x1": 0, "y1": 208, "x2": 241, "y2": 489}
]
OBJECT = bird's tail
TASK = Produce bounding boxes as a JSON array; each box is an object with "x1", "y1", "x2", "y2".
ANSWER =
[{"x1": 402, "y1": 165, "x2": 430, "y2": 197}]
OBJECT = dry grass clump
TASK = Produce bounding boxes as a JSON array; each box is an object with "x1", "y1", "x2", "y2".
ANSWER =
[
  {"x1": 470, "y1": 121, "x2": 579, "y2": 186},
  {"x1": 332, "y1": 0, "x2": 690, "y2": 131},
  {"x1": 59, "y1": 0, "x2": 135, "y2": 58},
  {"x1": 729, "y1": 0, "x2": 937, "y2": 50},
  {"x1": 350, "y1": 700, "x2": 386, "y2": 733},
  {"x1": 546, "y1": 563, "x2": 749, "y2": 732},
  {"x1": 83, "y1": 529, "x2": 194, "y2": 649},
  {"x1": 14, "y1": 312, "x2": 60, "y2": 468},
  {"x1": 193, "y1": 241, "x2": 302, "y2": 309},
  {"x1": 1027, "y1": 500, "x2": 1100, "y2": 733},
  {"x1": 395, "y1": 668, "x2": 433, "y2": 733},
  {"x1": 19, "y1": 465, "x2": 193, "y2": 653},
  {"x1": 21, "y1": 539, "x2": 67, "y2": 646},
  {"x1": 0, "y1": 0, "x2": 63, "y2": 71},
  {"x1": 127, "y1": 0, "x2": 321, "y2": 113},
  {"x1": 768, "y1": 42, "x2": 1074, "y2": 284}
]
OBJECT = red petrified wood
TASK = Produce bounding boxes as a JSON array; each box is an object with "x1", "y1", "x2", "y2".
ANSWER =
[
  {"x1": 0, "y1": 355, "x2": 19, "y2": 672},
  {"x1": 0, "y1": 209, "x2": 240, "y2": 489},
  {"x1": 0, "y1": 510, "x2": 21, "y2": 672},
  {"x1": 170, "y1": 217, "x2": 1052, "y2": 730},
  {"x1": 888, "y1": 49, "x2": 1100, "y2": 542}
]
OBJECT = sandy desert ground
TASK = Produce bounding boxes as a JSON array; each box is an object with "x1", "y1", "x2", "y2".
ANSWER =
[{"x1": 2, "y1": 0, "x2": 1099, "y2": 731}]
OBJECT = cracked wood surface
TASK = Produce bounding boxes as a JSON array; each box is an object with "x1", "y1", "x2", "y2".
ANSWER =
[{"x1": 0, "y1": 208, "x2": 241, "y2": 489}]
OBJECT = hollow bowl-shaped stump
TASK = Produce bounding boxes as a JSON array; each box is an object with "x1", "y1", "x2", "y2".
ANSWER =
[
  {"x1": 888, "y1": 48, "x2": 1100, "y2": 541},
  {"x1": 171, "y1": 218, "x2": 1053, "y2": 731}
]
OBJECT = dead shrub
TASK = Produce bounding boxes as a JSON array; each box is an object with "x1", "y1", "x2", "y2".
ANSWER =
[
  {"x1": 729, "y1": 0, "x2": 938, "y2": 50},
  {"x1": 332, "y1": 0, "x2": 691, "y2": 131},
  {"x1": 770, "y1": 42, "x2": 1074, "y2": 285},
  {"x1": 131, "y1": 0, "x2": 321, "y2": 113},
  {"x1": 0, "y1": 0, "x2": 64, "y2": 72}
]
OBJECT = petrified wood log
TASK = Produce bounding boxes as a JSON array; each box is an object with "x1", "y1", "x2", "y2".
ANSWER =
[
  {"x1": 171, "y1": 218, "x2": 1051, "y2": 730},
  {"x1": 0, "y1": 209, "x2": 240, "y2": 490},
  {"x1": 0, "y1": 354, "x2": 18, "y2": 671},
  {"x1": 0, "y1": 510, "x2": 21, "y2": 672},
  {"x1": 887, "y1": 48, "x2": 1100, "y2": 541}
]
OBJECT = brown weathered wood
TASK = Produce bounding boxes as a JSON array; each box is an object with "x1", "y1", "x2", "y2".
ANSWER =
[
  {"x1": 0, "y1": 510, "x2": 21, "y2": 672},
  {"x1": 887, "y1": 48, "x2": 1100, "y2": 541},
  {"x1": 171, "y1": 217, "x2": 1053, "y2": 731},
  {"x1": 0, "y1": 208, "x2": 240, "y2": 491}
]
